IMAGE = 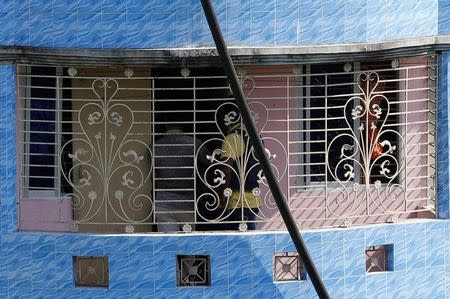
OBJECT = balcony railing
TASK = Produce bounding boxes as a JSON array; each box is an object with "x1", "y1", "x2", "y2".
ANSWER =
[{"x1": 17, "y1": 57, "x2": 437, "y2": 233}]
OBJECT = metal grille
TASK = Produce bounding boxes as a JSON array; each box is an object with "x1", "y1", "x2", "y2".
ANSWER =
[
  {"x1": 273, "y1": 252, "x2": 304, "y2": 282},
  {"x1": 365, "y1": 245, "x2": 392, "y2": 272},
  {"x1": 17, "y1": 56, "x2": 437, "y2": 232},
  {"x1": 176, "y1": 255, "x2": 211, "y2": 287},
  {"x1": 73, "y1": 256, "x2": 109, "y2": 288}
]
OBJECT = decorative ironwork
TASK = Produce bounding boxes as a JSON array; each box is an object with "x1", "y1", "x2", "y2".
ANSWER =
[
  {"x1": 176, "y1": 255, "x2": 210, "y2": 286},
  {"x1": 195, "y1": 76, "x2": 288, "y2": 228},
  {"x1": 327, "y1": 72, "x2": 406, "y2": 219},
  {"x1": 17, "y1": 59, "x2": 436, "y2": 232},
  {"x1": 59, "y1": 76, "x2": 153, "y2": 230}
]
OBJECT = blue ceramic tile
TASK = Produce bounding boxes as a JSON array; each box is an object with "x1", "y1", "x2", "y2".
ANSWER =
[
  {"x1": 210, "y1": 249, "x2": 228, "y2": 286},
  {"x1": 107, "y1": 290, "x2": 130, "y2": 299},
  {"x1": 252, "y1": 248, "x2": 273, "y2": 285},
  {"x1": 127, "y1": 13, "x2": 151, "y2": 48},
  {"x1": 154, "y1": 287, "x2": 177, "y2": 299},
  {"x1": 426, "y1": 232, "x2": 445, "y2": 267},
  {"x1": 102, "y1": 13, "x2": 129, "y2": 48},
  {"x1": 0, "y1": 12, "x2": 15, "y2": 45},
  {"x1": 109, "y1": 253, "x2": 130, "y2": 290},
  {"x1": 104, "y1": 236, "x2": 129, "y2": 254},
  {"x1": 75, "y1": 289, "x2": 107, "y2": 298},
  {"x1": 14, "y1": 11, "x2": 30, "y2": 45},
  {"x1": 250, "y1": 11, "x2": 275, "y2": 46},
  {"x1": 55, "y1": 235, "x2": 79, "y2": 254},
  {"x1": 102, "y1": 0, "x2": 127, "y2": 14},
  {"x1": 127, "y1": 0, "x2": 153, "y2": 14},
  {"x1": 252, "y1": 0, "x2": 275, "y2": 12},
  {"x1": 77, "y1": 13, "x2": 103, "y2": 48},
  {"x1": 276, "y1": 0, "x2": 297, "y2": 11},
  {"x1": 299, "y1": 19, "x2": 324, "y2": 45},
  {"x1": 0, "y1": 0, "x2": 15, "y2": 12},
  {"x1": 344, "y1": 242, "x2": 365, "y2": 277},
  {"x1": 276, "y1": 281, "x2": 318, "y2": 298},
  {"x1": 321, "y1": 241, "x2": 344, "y2": 279},
  {"x1": 153, "y1": 251, "x2": 176, "y2": 289},
  {"x1": 8, "y1": 288, "x2": 33, "y2": 299},
  {"x1": 227, "y1": 0, "x2": 251, "y2": 12},
  {"x1": 129, "y1": 289, "x2": 153, "y2": 299},
  {"x1": 324, "y1": 277, "x2": 344, "y2": 298},
  {"x1": 227, "y1": 235, "x2": 252, "y2": 251},
  {"x1": 6, "y1": 233, "x2": 34, "y2": 252},
  {"x1": 275, "y1": 233, "x2": 295, "y2": 251},
  {"x1": 149, "y1": 13, "x2": 176, "y2": 48},
  {"x1": 153, "y1": 236, "x2": 177, "y2": 253},
  {"x1": 129, "y1": 253, "x2": 153, "y2": 290},
  {"x1": 78, "y1": 0, "x2": 102, "y2": 13},
  {"x1": 228, "y1": 284, "x2": 255, "y2": 298},
  {"x1": 227, "y1": 10, "x2": 251, "y2": 45},
  {"x1": 31, "y1": 251, "x2": 56, "y2": 289},
  {"x1": 344, "y1": 275, "x2": 366, "y2": 299},
  {"x1": 366, "y1": 273, "x2": 387, "y2": 299},
  {"x1": 31, "y1": 235, "x2": 56, "y2": 252},
  {"x1": 150, "y1": 0, "x2": 177, "y2": 14},
  {"x1": 299, "y1": 0, "x2": 322, "y2": 11},
  {"x1": 251, "y1": 233, "x2": 275, "y2": 249},
  {"x1": 174, "y1": 13, "x2": 193, "y2": 47},
  {"x1": 53, "y1": 0, "x2": 78, "y2": 13},
  {"x1": 386, "y1": 270, "x2": 408, "y2": 298},
  {"x1": 275, "y1": 10, "x2": 298, "y2": 45},
  {"x1": 227, "y1": 249, "x2": 255, "y2": 286},
  {"x1": 177, "y1": 288, "x2": 205, "y2": 298},
  {"x1": 406, "y1": 235, "x2": 426, "y2": 270},
  {"x1": 177, "y1": 235, "x2": 204, "y2": 253},
  {"x1": 128, "y1": 237, "x2": 153, "y2": 253},
  {"x1": 30, "y1": 0, "x2": 52, "y2": 12},
  {"x1": 202, "y1": 287, "x2": 229, "y2": 299},
  {"x1": 53, "y1": 12, "x2": 78, "y2": 48},
  {"x1": 321, "y1": 230, "x2": 343, "y2": 243},
  {"x1": 365, "y1": 226, "x2": 386, "y2": 246}
]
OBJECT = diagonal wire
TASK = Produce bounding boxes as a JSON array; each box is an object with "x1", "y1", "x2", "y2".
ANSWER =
[{"x1": 200, "y1": 1, "x2": 330, "y2": 298}]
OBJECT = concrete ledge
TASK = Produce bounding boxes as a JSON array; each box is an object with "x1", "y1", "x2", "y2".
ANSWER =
[{"x1": 2, "y1": 35, "x2": 450, "y2": 67}]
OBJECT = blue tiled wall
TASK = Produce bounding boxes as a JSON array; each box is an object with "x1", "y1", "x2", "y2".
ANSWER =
[
  {"x1": 0, "y1": 20, "x2": 449, "y2": 296},
  {"x1": 438, "y1": 53, "x2": 450, "y2": 218},
  {"x1": 0, "y1": 62, "x2": 448, "y2": 298},
  {"x1": 0, "y1": 0, "x2": 444, "y2": 49}
]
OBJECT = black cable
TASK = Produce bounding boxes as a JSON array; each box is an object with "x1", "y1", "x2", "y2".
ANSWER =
[{"x1": 200, "y1": 1, "x2": 330, "y2": 298}]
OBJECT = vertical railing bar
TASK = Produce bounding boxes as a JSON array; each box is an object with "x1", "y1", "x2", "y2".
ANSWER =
[
  {"x1": 324, "y1": 73, "x2": 328, "y2": 219},
  {"x1": 405, "y1": 68, "x2": 409, "y2": 212},
  {"x1": 430, "y1": 55, "x2": 438, "y2": 208},
  {"x1": 55, "y1": 73, "x2": 61, "y2": 199},
  {"x1": 287, "y1": 75, "x2": 291, "y2": 213},
  {"x1": 193, "y1": 77, "x2": 197, "y2": 225},
  {"x1": 151, "y1": 77, "x2": 156, "y2": 224},
  {"x1": 200, "y1": 1, "x2": 330, "y2": 298},
  {"x1": 305, "y1": 67, "x2": 311, "y2": 186}
]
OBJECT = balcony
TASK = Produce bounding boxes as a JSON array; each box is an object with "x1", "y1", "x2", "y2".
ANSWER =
[{"x1": 17, "y1": 56, "x2": 437, "y2": 233}]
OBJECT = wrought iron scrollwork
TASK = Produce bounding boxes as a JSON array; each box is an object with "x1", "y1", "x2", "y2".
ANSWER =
[
  {"x1": 59, "y1": 78, "x2": 153, "y2": 230},
  {"x1": 327, "y1": 72, "x2": 405, "y2": 218},
  {"x1": 195, "y1": 76, "x2": 288, "y2": 224}
]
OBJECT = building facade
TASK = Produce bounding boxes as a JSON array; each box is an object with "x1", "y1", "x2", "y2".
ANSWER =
[{"x1": 1, "y1": 0, "x2": 450, "y2": 298}]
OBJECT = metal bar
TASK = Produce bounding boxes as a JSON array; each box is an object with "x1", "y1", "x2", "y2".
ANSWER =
[{"x1": 199, "y1": 1, "x2": 330, "y2": 298}]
